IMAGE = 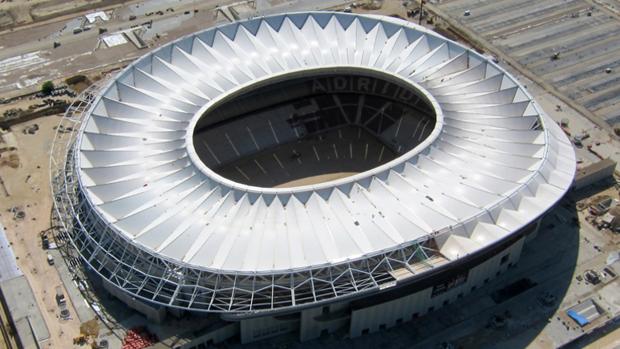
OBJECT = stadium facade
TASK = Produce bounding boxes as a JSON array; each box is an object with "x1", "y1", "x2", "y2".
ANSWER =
[{"x1": 52, "y1": 12, "x2": 576, "y2": 346}]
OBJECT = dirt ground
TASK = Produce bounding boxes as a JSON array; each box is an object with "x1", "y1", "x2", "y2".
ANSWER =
[
  {"x1": 355, "y1": 0, "x2": 410, "y2": 18},
  {"x1": 274, "y1": 172, "x2": 357, "y2": 188},
  {"x1": 0, "y1": 0, "x2": 125, "y2": 28},
  {"x1": 0, "y1": 115, "x2": 82, "y2": 348},
  {"x1": 0, "y1": 95, "x2": 71, "y2": 117}
]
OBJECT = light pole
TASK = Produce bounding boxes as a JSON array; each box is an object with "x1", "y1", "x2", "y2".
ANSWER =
[{"x1": 418, "y1": 0, "x2": 424, "y2": 25}]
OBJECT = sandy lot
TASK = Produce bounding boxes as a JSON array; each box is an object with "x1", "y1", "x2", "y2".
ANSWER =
[{"x1": 0, "y1": 115, "x2": 82, "y2": 348}]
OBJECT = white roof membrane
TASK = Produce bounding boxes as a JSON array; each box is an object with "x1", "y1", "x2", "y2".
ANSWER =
[{"x1": 76, "y1": 12, "x2": 575, "y2": 274}]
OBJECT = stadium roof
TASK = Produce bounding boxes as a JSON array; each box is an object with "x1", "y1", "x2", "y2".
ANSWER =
[{"x1": 76, "y1": 12, "x2": 575, "y2": 275}]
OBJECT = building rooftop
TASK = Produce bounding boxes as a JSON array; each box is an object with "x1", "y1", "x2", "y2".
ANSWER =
[
  {"x1": 0, "y1": 225, "x2": 49, "y2": 349},
  {"x1": 0, "y1": 225, "x2": 21, "y2": 283}
]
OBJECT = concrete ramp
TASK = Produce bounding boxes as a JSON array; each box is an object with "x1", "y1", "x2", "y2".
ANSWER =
[{"x1": 123, "y1": 30, "x2": 146, "y2": 49}]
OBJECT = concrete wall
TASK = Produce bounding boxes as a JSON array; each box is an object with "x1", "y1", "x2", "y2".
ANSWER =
[
  {"x1": 573, "y1": 159, "x2": 616, "y2": 190},
  {"x1": 180, "y1": 322, "x2": 239, "y2": 349},
  {"x1": 240, "y1": 314, "x2": 300, "y2": 344},
  {"x1": 348, "y1": 237, "x2": 525, "y2": 338},
  {"x1": 102, "y1": 279, "x2": 166, "y2": 323},
  {"x1": 299, "y1": 302, "x2": 350, "y2": 341}
]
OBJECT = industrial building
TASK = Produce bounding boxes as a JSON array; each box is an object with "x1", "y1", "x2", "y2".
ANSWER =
[{"x1": 51, "y1": 12, "x2": 576, "y2": 346}]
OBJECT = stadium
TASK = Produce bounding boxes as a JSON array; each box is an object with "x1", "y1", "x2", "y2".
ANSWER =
[{"x1": 51, "y1": 11, "x2": 576, "y2": 345}]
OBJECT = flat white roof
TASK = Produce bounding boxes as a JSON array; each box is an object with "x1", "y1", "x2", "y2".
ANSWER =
[
  {"x1": 85, "y1": 11, "x2": 109, "y2": 24},
  {"x1": 102, "y1": 33, "x2": 128, "y2": 48}
]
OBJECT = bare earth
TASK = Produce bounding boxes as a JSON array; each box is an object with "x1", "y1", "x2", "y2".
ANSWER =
[
  {"x1": 274, "y1": 172, "x2": 357, "y2": 188},
  {"x1": 0, "y1": 115, "x2": 82, "y2": 348}
]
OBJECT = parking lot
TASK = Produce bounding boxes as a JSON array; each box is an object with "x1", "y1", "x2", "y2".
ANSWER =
[{"x1": 435, "y1": 0, "x2": 620, "y2": 127}]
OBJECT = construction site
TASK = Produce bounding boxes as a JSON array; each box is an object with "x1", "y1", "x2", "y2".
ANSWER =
[{"x1": 0, "y1": 1, "x2": 618, "y2": 349}]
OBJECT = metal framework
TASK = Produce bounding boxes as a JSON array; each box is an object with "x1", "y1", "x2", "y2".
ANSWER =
[{"x1": 50, "y1": 12, "x2": 576, "y2": 316}]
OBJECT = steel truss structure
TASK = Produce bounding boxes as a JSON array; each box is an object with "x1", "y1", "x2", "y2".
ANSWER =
[{"x1": 50, "y1": 12, "x2": 575, "y2": 317}]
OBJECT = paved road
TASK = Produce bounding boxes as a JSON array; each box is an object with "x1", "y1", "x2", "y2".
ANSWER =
[{"x1": 0, "y1": 0, "x2": 350, "y2": 97}]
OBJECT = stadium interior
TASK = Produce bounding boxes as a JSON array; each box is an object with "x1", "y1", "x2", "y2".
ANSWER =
[{"x1": 192, "y1": 71, "x2": 437, "y2": 188}]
